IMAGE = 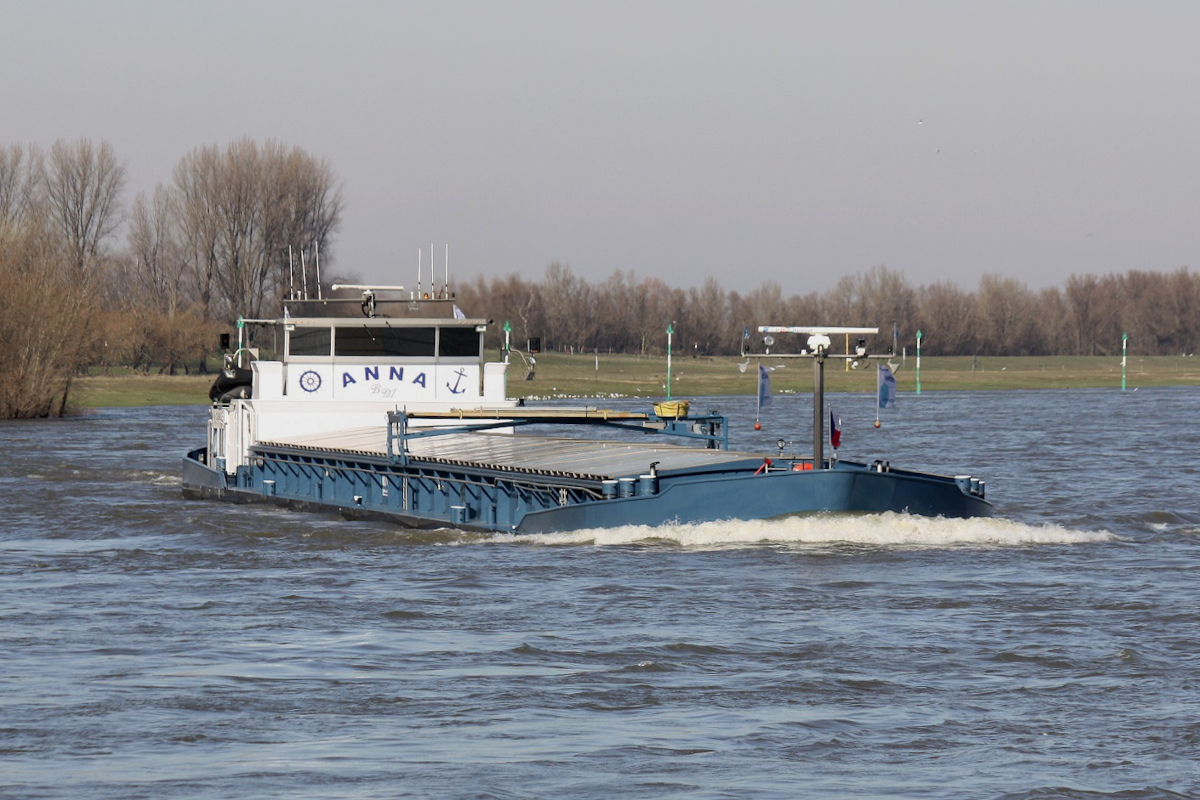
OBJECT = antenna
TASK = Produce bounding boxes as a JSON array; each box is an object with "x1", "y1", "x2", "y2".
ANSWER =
[
  {"x1": 315, "y1": 240, "x2": 323, "y2": 300},
  {"x1": 300, "y1": 250, "x2": 309, "y2": 300},
  {"x1": 413, "y1": 245, "x2": 453, "y2": 299},
  {"x1": 288, "y1": 245, "x2": 294, "y2": 300}
]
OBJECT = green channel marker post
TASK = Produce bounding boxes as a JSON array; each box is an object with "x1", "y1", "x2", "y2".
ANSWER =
[
  {"x1": 915, "y1": 329, "x2": 922, "y2": 395},
  {"x1": 1121, "y1": 332, "x2": 1128, "y2": 391},
  {"x1": 237, "y1": 316, "x2": 245, "y2": 367}
]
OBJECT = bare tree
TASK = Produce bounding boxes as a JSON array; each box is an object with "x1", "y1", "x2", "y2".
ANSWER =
[
  {"x1": 39, "y1": 139, "x2": 126, "y2": 275},
  {"x1": 1154, "y1": 267, "x2": 1200, "y2": 355},
  {"x1": 974, "y1": 274, "x2": 1044, "y2": 355},
  {"x1": 593, "y1": 270, "x2": 639, "y2": 353},
  {"x1": 172, "y1": 138, "x2": 343, "y2": 322},
  {"x1": 127, "y1": 185, "x2": 189, "y2": 317},
  {"x1": 782, "y1": 291, "x2": 823, "y2": 326},
  {"x1": 172, "y1": 144, "x2": 224, "y2": 317},
  {"x1": 542, "y1": 261, "x2": 595, "y2": 352},
  {"x1": 686, "y1": 277, "x2": 731, "y2": 356},
  {"x1": 218, "y1": 139, "x2": 266, "y2": 317},
  {"x1": 632, "y1": 277, "x2": 674, "y2": 356},
  {"x1": 118, "y1": 184, "x2": 220, "y2": 374},
  {"x1": 0, "y1": 214, "x2": 97, "y2": 417},
  {"x1": 0, "y1": 143, "x2": 42, "y2": 228},
  {"x1": 824, "y1": 265, "x2": 916, "y2": 351},
  {"x1": 261, "y1": 140, "x2": 344, "y2": 302},
  {"x1": 745, "y1": 280, "x2": 785, "y2": 335},
  {"x1": 916, "y1": 281, "x2": 976, "y2": 355},
  {"x1": 455, "y1": 272, "x2": 543, "y2": 351},
  {"x1": 1063, "y1": 273, "x2": 1101, "y2": 355}
]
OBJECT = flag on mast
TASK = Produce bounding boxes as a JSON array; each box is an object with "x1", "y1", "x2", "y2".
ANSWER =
[
  {"x1": 756, "y1": 364, "x2": 773, "y2": 419},
  {"x1": 829, "y1": 408, "x2": 842, "y2": 449},
  {"x1": 878, "y1": 363, "x2": 897, "y2": 409}
]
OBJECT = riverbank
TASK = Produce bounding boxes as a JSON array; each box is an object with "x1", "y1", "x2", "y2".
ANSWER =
[{"x1": 70, "y1": 353, "x2": 1199, "y2": 408}]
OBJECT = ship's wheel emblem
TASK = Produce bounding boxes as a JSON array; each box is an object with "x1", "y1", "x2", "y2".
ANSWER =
[{"x1": 299, "y1": 370, "x2": 322, "y2": 393}]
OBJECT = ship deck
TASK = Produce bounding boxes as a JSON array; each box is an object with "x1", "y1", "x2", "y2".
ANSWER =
[{"x1": 254, "y1": 426, "x2": 762, "y2": 482}]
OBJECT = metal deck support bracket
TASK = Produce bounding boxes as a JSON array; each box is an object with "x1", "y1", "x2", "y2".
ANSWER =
[{"x1": 396, "y1": 407, "x2": 729, "y2": 451}]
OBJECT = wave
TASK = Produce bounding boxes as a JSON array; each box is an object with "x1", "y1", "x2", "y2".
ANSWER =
[{"x1": 505, "y1": 512, "x2": 1117, "y2": 550}]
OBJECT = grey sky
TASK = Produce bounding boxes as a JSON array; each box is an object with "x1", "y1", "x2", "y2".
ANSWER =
[{"x1": 2, "y1": 1, "x2": 1196, "y2": 296}]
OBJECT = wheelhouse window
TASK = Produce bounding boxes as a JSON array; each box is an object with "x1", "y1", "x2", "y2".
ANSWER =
[
  {"x1": 439, "y1": 327, "x2": 482, "y2": 358},
  {"x1": 335, "y1": 326, "x2": 435, "y2": 357},
  {"x1": 288, "y1": 326, "x2": 332, "y2": 356}
]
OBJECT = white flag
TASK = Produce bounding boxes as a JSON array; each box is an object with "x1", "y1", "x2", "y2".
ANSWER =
[{"x1": 757, "y1": 364, "x2": 774, "y2": 410}]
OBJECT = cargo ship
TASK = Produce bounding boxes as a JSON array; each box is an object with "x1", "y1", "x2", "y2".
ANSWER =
[{"x1": 183, "y1": 277, "x2": 992, "y2": 531}]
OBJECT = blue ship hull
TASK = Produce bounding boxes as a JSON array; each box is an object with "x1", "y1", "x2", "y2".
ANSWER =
[{"x1": 182, "y1": 441, "x2": 992, "y2": 533}]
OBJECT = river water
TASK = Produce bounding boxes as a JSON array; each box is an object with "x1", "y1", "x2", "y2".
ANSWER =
[{"x1": 2, "y1": 387, "x2": 1199, "y2": 799}]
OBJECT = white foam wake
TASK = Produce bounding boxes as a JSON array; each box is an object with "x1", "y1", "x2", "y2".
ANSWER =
[{"x1": 507, "y1": 512, "x2": 1117, "y2": 550}]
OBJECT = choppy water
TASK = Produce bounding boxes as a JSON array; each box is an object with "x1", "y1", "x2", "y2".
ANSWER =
[{"x1": 2, "y1": 387, "x2": 1199, "y2": 799}]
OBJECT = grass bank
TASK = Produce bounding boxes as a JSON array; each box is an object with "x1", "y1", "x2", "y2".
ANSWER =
[
  {"x1": 503, "y1": 352, "x2": 1199, "y2": 398},
  {"x1": 73, "y1": 373, "x2": 214, "y2": 408},
  {"x1": 71, "y1": 353, "x2": 1199, "y2": 409}
]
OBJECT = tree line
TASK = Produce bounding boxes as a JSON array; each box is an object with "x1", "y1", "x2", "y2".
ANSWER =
[
  {"x1": 1, "y1": 137, "x2": 342, "y2": 417},
  {"x1": 457, "y1": 263, "x2": 1198, "y2": 359},
  {"x1": 1, "y1": 137, "x2": 1195, "y2": 418}
]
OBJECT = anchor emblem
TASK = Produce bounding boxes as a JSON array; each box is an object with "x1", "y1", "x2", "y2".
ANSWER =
[{"x1": 447, "y1": 368, "x2": 467, "y2": 394}]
